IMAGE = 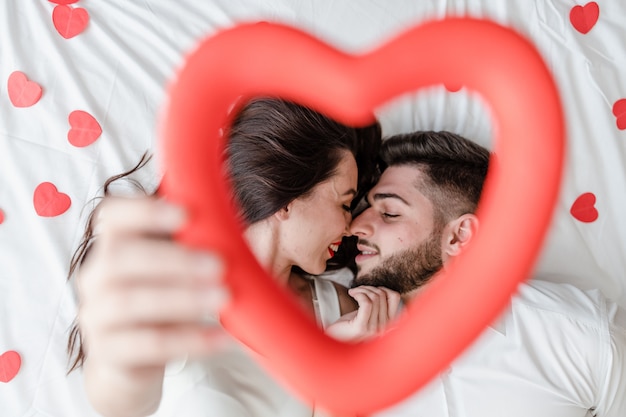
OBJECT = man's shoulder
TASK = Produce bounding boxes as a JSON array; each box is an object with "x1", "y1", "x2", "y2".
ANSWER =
[{"x1": 511, "y1": 279, "x2": 608, "y2": 325}]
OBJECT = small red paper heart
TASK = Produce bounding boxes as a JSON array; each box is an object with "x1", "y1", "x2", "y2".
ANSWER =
[
  {"x1": 68, "y1": 110, "x2": 102, "y2": 147},
  {"x1": 34, "y1": 182, "x2": 71, "y2": 217},
  {"x1": 0, "y1": 351, "x2": 21, "y2": 383},
  {"x1": 52, "y1": 5, "x2": 89, "y2": 39},
  {"x1": 570, "y1": 192, "x2": 598, "y2": 222},
  {"x1": 0, "y1": 209, "x2": 5, "y2": 224},
  {"x1": 569, "y1": 2, "x2": 599, "y2": 34},
  {"x1": 160, "y1": 20, "x2": 564, "y2": 415},
  {"x1": 7, "y1": 71, "x2": 43, "y2": 108},
  {"x1": 49, "y1": 0, "x2": 80, "y2": 4},
  {"x1": 612, "y1": 98, "x2": 626, "y2": 130}
]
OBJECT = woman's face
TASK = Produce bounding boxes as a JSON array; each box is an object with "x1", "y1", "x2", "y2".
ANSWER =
[{"x1": 282, "y1": 151, "x2": 358, "y2": 275}]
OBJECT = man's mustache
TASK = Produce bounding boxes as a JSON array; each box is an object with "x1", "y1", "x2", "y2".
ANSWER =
[{"x1": 356, "y1": 238, "x2": 380, "y2": 254}]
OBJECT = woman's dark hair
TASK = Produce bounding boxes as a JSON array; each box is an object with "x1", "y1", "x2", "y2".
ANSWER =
[
  {"x1": 66, "y1": 97, "x2": 381, "y2": 372},
  {"x1": 225, "y1": 97, "x2": 381, "y2": 224}
]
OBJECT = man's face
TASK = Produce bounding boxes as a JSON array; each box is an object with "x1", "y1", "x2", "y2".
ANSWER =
[{"x1": 350, "y1": 165, "x2": 444, "y2": 294}]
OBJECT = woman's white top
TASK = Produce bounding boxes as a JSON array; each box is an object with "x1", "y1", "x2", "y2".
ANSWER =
[{"x1": 155, "y1": 276, "x2": 342, "y2": 417}]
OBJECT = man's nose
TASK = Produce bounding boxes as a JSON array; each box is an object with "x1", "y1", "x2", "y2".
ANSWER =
[{"x1": 349, "y1": 207, "x2": 373, "y2": 237}]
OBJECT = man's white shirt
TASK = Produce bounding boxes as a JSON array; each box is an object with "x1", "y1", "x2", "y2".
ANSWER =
[{"x1": 375, "y1": 279, "x2": 626, "y2": 417}]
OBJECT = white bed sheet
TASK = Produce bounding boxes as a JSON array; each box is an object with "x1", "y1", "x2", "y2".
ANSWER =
[{"x1": 1, "y1": 1, "x2": 625, "y2": 416}]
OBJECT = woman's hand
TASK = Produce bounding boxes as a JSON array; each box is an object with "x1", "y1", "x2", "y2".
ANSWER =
[
  {"x1": 325, "y1": 286, "x2": 401, "y2": 342},
  {"x1": 77, "y1": 196, "x2": 231, "y2": 416}
]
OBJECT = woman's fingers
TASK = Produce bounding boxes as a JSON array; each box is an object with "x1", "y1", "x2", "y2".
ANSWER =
[
  {"x1": 91, "y1": 324, "x2": 233, "y2": 368},
  {"x1": 82, "y1": 238, "x2": 224, "y2": 290},
  {"x1": 85, "y1": 283, "x2": 229, "y2": 328},
  {"x1": 349, "y1": 286, "x2": 388, "y2": 329},
  {"x1": 349, "y1": 286, "x2": 402, "y2": 332},
  {"x1": 347, "y1": 290, "x2": 375, "y2": 332},
  {"x1": 379, "y1": 287, "x2": 402, "y2": 320},
  {"x1": 78, "y1": 196, "x2": 233, "y2": 371},
  {"x1": 79, "y1": 237, "x2": 229, "y2": 328},
  {"x1": 85, "y1": 197, "x2": 222, "y2": 289},
  {"x1": 94, "y1": 196, "x2": 187, "y2": 237}
]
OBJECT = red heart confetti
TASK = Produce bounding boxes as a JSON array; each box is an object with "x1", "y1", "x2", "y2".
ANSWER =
[
  {"x1": 612, "y1": 98, "x2": 626, "y2": 130},
  {"x1": 0, "y1": 351, "x2": 21, "y2": 383},
  {"x1": 569, "y1": 2, "x2": 599, "y2": 34},
  {"x1": 68, "y1": 110, "x2": 102, "y2": 147},
  {"x1": 0, "y1": 209, "x2": 4, "y2": 224},
  {"x1": 570, "y1": 192, "x2": 598, "y2": 222},
  {"x1": 7, "y1": 71, "x2": 43, "y2": 108},
  {"x1": 52, "y1": 5, "x2": 89, "y2": 39},
  {"x1": 33, "y1": 182, "x2": 71, "y2": 217},
  {"x1": 49, "y1": 0, "x2": 80, "y2": 4}
]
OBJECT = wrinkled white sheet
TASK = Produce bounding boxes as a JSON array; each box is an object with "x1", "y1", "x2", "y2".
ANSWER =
[{"x1": 1, "y1": 1, "x2": 624, "y2": 416}]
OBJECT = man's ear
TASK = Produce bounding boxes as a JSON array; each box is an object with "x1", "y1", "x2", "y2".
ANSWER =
[
  {"x1": 274, "y1": 201, "x2": 292, "y2": 221},
  {"x1": 442, "y1": 213, "x2": 479, "y2": 258}
]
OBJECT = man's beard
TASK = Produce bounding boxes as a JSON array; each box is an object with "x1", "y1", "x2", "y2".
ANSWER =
[{"x1": 352, "y1": 231, "x2": 444, "y2": 294}]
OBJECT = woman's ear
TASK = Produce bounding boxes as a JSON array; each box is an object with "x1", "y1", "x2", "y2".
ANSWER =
[{"x1": 442, "y1": 213, "x2": 479, "y2": 259}]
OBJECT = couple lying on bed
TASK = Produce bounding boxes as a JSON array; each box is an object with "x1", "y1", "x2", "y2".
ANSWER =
[{"x1": 68, "y1": 97, "x2": 626, "y2": 417}]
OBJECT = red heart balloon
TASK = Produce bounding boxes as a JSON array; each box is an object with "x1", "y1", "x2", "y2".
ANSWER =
[{"x1": 159, "y1": 19, "x2": 564, "y2": 415}]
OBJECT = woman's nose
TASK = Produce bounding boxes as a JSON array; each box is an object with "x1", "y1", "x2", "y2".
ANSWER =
[{"x1": 342, "y1": 212, "x2": 352, "y2": 236}]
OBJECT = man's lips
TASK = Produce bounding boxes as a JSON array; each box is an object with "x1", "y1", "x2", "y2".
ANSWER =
[{"x1": 355, "y1": 244, "x2": 378, "y2": 263}]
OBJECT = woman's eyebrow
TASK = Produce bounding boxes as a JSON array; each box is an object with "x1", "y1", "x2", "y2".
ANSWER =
[
  {"x1": 372, "y1": 192, "x2": 410, "y2": 206},
  {"x1": 343, "y1": 188, "x2": 357, "y2": 197}
]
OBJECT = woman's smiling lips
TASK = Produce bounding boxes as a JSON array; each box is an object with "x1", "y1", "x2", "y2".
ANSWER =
[{"x1": 328, "y1": 241, "x2": 342, "y2": 257}]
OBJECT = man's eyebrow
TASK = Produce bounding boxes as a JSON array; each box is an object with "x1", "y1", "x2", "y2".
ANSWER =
[{"x1": 371, "y1": 192, "x2": 410, "y2": 206}]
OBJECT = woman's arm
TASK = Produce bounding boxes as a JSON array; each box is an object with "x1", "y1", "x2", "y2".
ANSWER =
[{"x1": 333, "y1": 282, "x2": 358, "y2": 315}]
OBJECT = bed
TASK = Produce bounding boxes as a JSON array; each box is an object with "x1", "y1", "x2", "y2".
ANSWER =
[{"x1": 1, "y1": 1, "x2": 625, "y2": 416}]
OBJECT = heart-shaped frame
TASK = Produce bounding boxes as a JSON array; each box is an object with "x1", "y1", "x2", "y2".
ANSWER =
[{"x1": 159, "y1": 18, "x2": 564, "y2": 415}]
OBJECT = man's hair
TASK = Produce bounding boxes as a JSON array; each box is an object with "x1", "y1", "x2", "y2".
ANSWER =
[{"x1": 379, "y1": 131, "x2": 490, "y2": 227}]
